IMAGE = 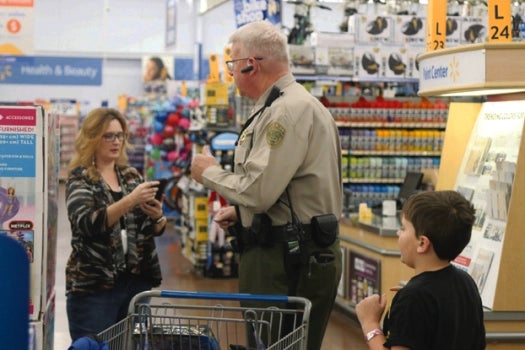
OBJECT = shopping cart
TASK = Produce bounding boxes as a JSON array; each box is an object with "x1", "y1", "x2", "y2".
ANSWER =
[{"x1": 97, "y1": 290, "x2": 311, "y2": 350}]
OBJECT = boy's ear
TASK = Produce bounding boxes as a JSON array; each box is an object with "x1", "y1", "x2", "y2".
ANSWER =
[{"x1": 417, "y1": 235, "x2": 432, "y2": 253}]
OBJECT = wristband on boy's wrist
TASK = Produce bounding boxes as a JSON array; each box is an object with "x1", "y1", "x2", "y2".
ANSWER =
[{"x1": 365, "y1": 328, "x2": 383, "y2": 342}]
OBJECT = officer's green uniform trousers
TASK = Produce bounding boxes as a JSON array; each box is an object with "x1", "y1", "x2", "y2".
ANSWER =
[{"x1": 238, "y1": 238, "x2": 342, "y2": 350}]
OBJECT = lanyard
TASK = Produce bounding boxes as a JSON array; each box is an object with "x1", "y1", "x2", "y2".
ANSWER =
[
  {"x1": 235, "y1": 86, "x2": 282, "y2": 147},
  {"x1": 232, "y1": 87, "x2": 282, "y2": 171}
]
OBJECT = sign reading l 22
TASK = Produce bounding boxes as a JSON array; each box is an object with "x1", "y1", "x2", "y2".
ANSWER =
[{"x1": 0, "y1": 56, "x2": 102, "y2": 86}]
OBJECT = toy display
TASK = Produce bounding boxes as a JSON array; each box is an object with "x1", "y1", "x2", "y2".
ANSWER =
[
  {"x1": 122, "y1": 93, "x2": 207, "y2": 221},
  {"x1": 144, "y1": 95, "x2": 207, "y2": 181}
]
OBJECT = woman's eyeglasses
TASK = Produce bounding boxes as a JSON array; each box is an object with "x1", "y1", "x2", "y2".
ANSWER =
[{"x1": 102, "y1": 132, "x2": 127, "y2": 142}]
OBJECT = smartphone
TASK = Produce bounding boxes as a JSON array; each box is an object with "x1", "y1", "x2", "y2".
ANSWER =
[{"x1": 155, "y1": 178, "x2": 168, "y2": 201}]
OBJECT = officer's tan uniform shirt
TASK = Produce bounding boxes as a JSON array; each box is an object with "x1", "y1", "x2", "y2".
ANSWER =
[{"x1": 202, "y1": 73, "x2": 342, "y2": 227}]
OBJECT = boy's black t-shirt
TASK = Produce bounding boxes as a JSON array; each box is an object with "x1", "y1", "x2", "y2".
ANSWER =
[{"x1": 383, "y1": 264, "x2": 486, "y2": 350}]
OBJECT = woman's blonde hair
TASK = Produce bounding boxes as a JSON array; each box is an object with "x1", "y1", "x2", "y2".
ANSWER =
[{"x1": 68, "y1": 107, "x2": 130, "y2": 181}]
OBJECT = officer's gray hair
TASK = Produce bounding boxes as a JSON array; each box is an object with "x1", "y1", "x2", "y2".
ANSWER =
[{"x1": 229, "y1": 20, "x2": 289, "y2": 66}]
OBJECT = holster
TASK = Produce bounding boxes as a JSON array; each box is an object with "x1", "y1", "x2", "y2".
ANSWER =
[
  {"x1": 311, "y1": 214, "x2": 338, "y2": 247},
  {"x1": 250, "y1": 213, "x2": 273, "y2": 247},
  {"x1": 228, "y1": 213, "x2": 273, "y2": 253}
]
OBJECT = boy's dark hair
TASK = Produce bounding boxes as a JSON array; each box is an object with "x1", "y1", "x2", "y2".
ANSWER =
[{"x1": 402, "y1": 190, "x2": 475, "y2": 261}]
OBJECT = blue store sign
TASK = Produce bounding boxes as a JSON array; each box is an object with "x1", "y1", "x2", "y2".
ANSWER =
[
  {"x1": 234, "y1": 0, "x2": 282, "y2": 28},
  {"x1": 0, "y1": 56, "x2": 102, "y2": 86}
]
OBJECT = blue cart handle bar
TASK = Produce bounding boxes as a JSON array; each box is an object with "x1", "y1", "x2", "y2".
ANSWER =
[{"x1": 128, "y1": 290, "x2": 312, "y2": 317}]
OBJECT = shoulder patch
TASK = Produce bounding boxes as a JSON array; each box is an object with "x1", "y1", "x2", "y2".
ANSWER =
[{"x1": 266, "y1": 121, "x2": 286, "y2": 147}]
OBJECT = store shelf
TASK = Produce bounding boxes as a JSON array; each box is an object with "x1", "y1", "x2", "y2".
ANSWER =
[
  {"x1": 58, "y1": 115, "x2": 79, "y2": 181},
  {"x1": 337, "y1": 121, "x2": 447, "y2": 129},
  {"x1": 338, "y1": 102, "x2": 447, "y2": 211},
  {"x1": 348, "y1": 178, "x2": 404, "y2": 184},
  {"x1": 348, "y1": 150, "x2": 442, "y2": 156},
  {"x1": 294, "y1": 74, "x2": 419, "y2": 84}
]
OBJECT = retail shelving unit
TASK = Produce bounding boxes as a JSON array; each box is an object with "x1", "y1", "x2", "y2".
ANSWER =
[
  {"x1": 179, "y1": 188, "x2": 209, "y2": 274},
  {"x1": 333, "y1": 104, "x2": 447, "y2": 210},
  {"x1": 58, "y1": 116, "x2": 78, "y2": 181}
]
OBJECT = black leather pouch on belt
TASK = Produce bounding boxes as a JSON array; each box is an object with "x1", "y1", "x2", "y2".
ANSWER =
[
  {"x1": 251, "y1": 213, "x2": 273, "y2": 247},
  {"x1": 311, "y1": 214, "x2": 338, "y2": 247}
]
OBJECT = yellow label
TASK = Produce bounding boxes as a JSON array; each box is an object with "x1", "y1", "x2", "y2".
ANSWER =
[
  {"x1": 207, "y1": 53, "x2": 220, "y2": 83},
  {"x1": 223, "y1": 46, "x2": 234, "y2": 84},
  {"x1": 426, "y1": 0, "x2": 447, "y2": 51},
  {"x1": 488, "y1": 0, "x2": 512, "y2": 42}
]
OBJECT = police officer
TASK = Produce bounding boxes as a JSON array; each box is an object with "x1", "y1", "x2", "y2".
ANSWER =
[{"x1": 191, "y1": 20, "x2": 342, "y2": 350}]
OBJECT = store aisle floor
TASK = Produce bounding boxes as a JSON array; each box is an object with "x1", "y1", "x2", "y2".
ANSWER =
[{"x1": 54, "y1": 183, "x2": 368, "y2": 350}]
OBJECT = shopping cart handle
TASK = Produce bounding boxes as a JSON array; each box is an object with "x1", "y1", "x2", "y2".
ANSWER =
[
  {"x1": 158, "y1": 290, "x2": 291, "y2": 302},
  {"x1": 127, "y1": 289, "x2": 312, "y2": 323}
]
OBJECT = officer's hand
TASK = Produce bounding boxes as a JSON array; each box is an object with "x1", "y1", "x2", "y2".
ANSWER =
[
  {"x1": 191, "y1": 146, "x2": 218, "y2": 184},
  {"x1": 214, "y1": 205, "x2": 237, "y2": 229}
]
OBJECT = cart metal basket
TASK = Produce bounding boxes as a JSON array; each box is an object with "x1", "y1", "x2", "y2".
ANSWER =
[{"x1": 97, "y1": 290, "x2": 311, "y2": 350}]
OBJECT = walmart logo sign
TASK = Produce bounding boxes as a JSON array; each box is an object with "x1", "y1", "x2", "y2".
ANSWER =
[
  {"x1": 422, "y1": 65, "x2": 449, "y2": 80},
  {"x1": 422, "y1": 56, "x2": 460, "y2": 83}
]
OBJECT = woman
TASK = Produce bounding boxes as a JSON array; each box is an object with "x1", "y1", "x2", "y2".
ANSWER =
[{"x1": 65, "y1": 107, "x2": 167, "y2": 340}]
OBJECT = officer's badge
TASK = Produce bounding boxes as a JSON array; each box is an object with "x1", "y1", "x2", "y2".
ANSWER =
[
  {"x1": 266, "y1": 121, "x2": 285, "y2": 147},
  {"x1": 238, "y1": 130, "x2": 248, "y2": 145}
]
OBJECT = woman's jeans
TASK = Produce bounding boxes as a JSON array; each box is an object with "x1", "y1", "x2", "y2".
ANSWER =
[{"x1": 66, "y1": 272, "x2": 152, "y2": 341}]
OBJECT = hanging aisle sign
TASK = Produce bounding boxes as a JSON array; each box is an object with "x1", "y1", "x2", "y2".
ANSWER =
[
  {"x1": 425, "y1": 0, "x2": 447, "y2": 51},
  {"x1": 487, "y1": 0, "x2": 511, "y2": 42},
  {"x1": 0, "y1": 56, "x2": 102, "y2": 85},
  {"x1": 234, "y1": 0, "x2": 282, "y2": 28}
]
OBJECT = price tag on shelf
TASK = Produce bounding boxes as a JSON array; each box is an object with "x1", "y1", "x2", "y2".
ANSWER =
[{"x1": 488, "y1": 0, "x2": 512, "y2": 42}]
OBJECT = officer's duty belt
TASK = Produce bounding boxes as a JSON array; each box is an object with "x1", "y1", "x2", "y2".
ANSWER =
[{"x1": 238, "y1": 224, "x2": 312, "y2": 247}]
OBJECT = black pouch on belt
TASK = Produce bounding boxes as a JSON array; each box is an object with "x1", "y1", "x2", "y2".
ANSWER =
[
  {"x1": 311, "y1": 214, "x2": 338, "y2": 247},
  {"x1": 251, "y1": 213, "x2": 273, "y2": 247}
]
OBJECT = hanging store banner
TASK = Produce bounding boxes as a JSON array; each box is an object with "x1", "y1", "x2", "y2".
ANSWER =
[
  {"x1": 0, "y1": 56, "x2": 102, "y2": 85},
  {"x1": 234, "y1": 0, "x2": 282, "y2": 28},
  {"x1": 0, "y1": 0, "x2": 34, "y2": 55}
]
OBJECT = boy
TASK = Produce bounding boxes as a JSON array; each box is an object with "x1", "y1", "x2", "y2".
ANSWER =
[{"x1": 356, "y1": 190, "x2": 486, "y2": 350}]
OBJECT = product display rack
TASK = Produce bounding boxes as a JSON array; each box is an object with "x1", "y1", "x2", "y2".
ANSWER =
[
  {"x1": 178, "y1": 186, "x2": 209, "y2": 274},
  {"x1": 58, "y1": 116, "x2": 79, "y2": 181},
  {"x1": 178, "y1": 133, "x2": 240, "y2": 278},
  {"x1": 435, "y1": 99, "x2": 525, "y2": 349},
  {"x1": 328, "y1": 98, "x2": 448, "y2": 211},
  {"x1": 51, "y1": 100, "x2": 80, "y2": 181}
]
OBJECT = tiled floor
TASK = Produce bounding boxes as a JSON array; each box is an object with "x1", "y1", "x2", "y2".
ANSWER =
[{"x1": 53, "y1": 183, "x2": 368, "y2": 349}]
